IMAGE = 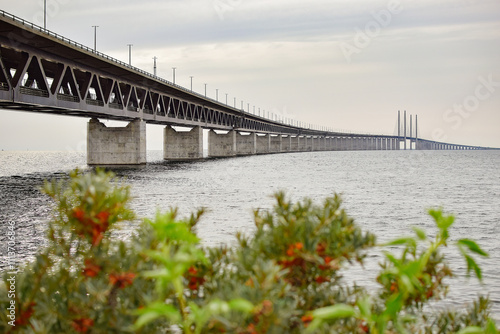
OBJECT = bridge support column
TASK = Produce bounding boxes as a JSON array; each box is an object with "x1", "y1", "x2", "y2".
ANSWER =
[
  {"x1": 256, "y1": 134, "x2": 271, "y2": 154},
  {"x1": 270, "y1": 135, "x2": 282, "y2": 153},
  {"x1": 87, "y1": 118, "x2": 146, "y2": 165},
  {"x1": 319, "y1": 137, "x2": 326, "y2": 151},
  {"x1": 164, "y1": 125, "x2": 203, "y2": 160},
  {"x1": 235, "y1": 132, "x2": 256, "y2": 156},
  {"x1": 209, "y1": 130, "x2": 236, "y2": 157},
  {"x1": 306, "y1": 136, "x2": 313, "y2": 151},
  {"x1": 298, "y1": 136, "x2": 306, "y2": 151},
  {"x1": 314, "y1": 137, "x2": 320, "y2": 151},
  {"x1": 343, "y1": 137, "x2": 350, "y2": 151},
  {"x1": 326, "y1": 137, "x2": 333, "y2": 150},
  {"x1": 282, "y1": 135, "x2": 292, "y2": 152},
  {"x1": 290, "y1": 136, "x2": 299, "y2": 151},
  {"x1": 396, "y1": 138, "x2": 400, "y2": 150}
]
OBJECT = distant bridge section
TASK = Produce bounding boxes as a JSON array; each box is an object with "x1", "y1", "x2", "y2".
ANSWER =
[{"x1": 0, "y1": 11, "x2": 492, "y2": 165}]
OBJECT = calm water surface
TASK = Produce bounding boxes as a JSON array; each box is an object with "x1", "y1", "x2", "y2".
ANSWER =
[{"x1": 0, "y1": 150, "x2": 499, "y2": 320}]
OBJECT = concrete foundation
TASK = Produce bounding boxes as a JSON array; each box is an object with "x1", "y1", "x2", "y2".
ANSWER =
[
  {"x1": 298, "y1": 136, "x2": 306, "y2": 151},
  {"x1": 164, "y1": 125, "x2": 203, "y2": 160},
  {"x1": 256, "y1": 134, "x2": 270, "y2": 154},
  {"x1": 209, "y1": 130, "x2": 236, "y2": 157},
  {"x1": 236, "y1": 132, "x2": 256, "y2": 155},
  {"x1": 305, "y1": 136, "x2": 313, "y2": 151},
  {"x1": 290, "y1": 136, "x2": 299, "y2": 151},
  {"x1": 87, "y1": 118, "x2": 146, "y2": 165},
  {"x1": 270, "y1": 135, "x2": 282, "y2": 153},
  {"x1": 282, "y1": 135, "x2": 292, "y2": 152}
]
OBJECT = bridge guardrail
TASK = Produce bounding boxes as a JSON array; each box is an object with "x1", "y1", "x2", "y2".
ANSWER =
[
  {"x1": 1, "y1": 9, "x2": 369, "y2": 135},
  {"x1": 0, "y1": 10, "x2": 269, "y2": 120}
]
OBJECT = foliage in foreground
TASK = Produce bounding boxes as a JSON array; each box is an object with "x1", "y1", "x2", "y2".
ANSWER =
[{"x1": 0, "y1": 169, "x2": 498, "y2": 333}]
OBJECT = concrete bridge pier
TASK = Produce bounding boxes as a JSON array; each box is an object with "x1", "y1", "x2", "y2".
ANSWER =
[
  {"x1": 87, "y1": 118, "x2": 146, "y2": 165},
  {"x1": 290, "y1": 136, "x2": 299, "y2": 151},
  {"x1": 208, "y1": 130, "x2": 236, "y2": 157},
  {"x1": 305, "y1": 136, "x2": 314, "y2": 151},
  {"x1": 270, "y1": 135, "x2": 282, "y2": 153},
  {"x1": 298, "y1": 136, "x2": 306, "y2": 151},
  {"x1": 282, "y1": 135, "x2": 292, "y2": 152},
  {"x1": 164, "y1": 125, "x2": 203, "y2": 160},
  {"x1": 235, "y1": 132, "x2": 257, "y2": 156},
  {"x1": 256, "y1": 134, "x2": 271, "y2": 154}
]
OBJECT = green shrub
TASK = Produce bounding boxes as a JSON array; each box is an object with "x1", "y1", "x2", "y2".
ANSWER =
[{"x1": 0, "y1": 169, "x2": 497, "y2": 333}]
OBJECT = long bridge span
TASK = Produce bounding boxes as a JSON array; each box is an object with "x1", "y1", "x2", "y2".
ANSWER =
[{"x1": 0, "y1": 11, "x2": 492, "y2": 165}]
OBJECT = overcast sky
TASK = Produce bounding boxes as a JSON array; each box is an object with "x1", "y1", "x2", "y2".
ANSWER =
[{"x1": 1, "y1": 0, "x2": 499, "y2": 150}]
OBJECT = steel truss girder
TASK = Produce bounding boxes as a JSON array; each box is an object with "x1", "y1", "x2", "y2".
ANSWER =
[{"x1": 0, "y1": 27, "x2": 304, "y2": 135}]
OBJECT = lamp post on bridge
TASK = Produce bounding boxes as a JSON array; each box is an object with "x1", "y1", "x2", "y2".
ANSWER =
[
  {"x1": 225, "y1": 93, "x2": 228, "y2": 105},
  {"x1": 216, "y1": 89, "x2": 219, "y2": 101},
  {"x1": 190, "y1": 76, "x2": 193, "y2": 91},
  {"x1": 204, "y1": 83, "x2": 207, "y2": 97},
  {"x1": 153, "y1": 57, "x2": 157, "y2": 76},
  {"x1": 92, "y1": 25, "x2": 99, "y2": 51},
  {"x1": 172, "y1": 67, "x2": 176, "y2": 84},
  {"x1": 127, "y1": 44, "x2": 133, "y2": 65},
  {"x1": 43, "y1": 0, "x2": 46, "y2": 29}
]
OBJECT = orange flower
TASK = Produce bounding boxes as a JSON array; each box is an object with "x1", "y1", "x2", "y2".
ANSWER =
[
  {"x1": 15, "y1": 302, "x2": 36, "y2": 327},
  {"x1": 96, "y1": 211, "x2": 110, "y2": 224},
  {"x1": 109, "y1": 272, "x2": 136, "y2": 289},
  {"x1": 359, "y1": 322, "x2": 370, "y2": 333},
  {"x1": 246, "y1": 323, "x2": 257, "y2": 334},
  {"x1": 286, "y1": 242, "x2": 303, "y2": 256},
  {"x1": 315, "y1": 276, "x2": 329, "y2": 284},
  {"x1": 319, "y1": 256, "x2": 336, "y2": 271},
  {"x1": 82, "y1": 259, "x2": 101, "y2": 278},
  {"x1": 73, "y1": 207, "x2": 86, "y2": 223},
  {"x1": 301, "y1": 314, "x2": 314, "y2": 327},
  {"x1": 316, "y1": 242, "x2": 327, "y2": 256},
  {"x1": 186, "y1": 266, "x2": 205, "y2": 291},
  {"x1": 72, "y1": 318, "x2": 94, "y2": 333},
  {"x1": 261, "y1": 300, "x2": 273, "y2": 316},
  {"x1": 90, "y1": 220, "x2": 109, "y2": 246}
]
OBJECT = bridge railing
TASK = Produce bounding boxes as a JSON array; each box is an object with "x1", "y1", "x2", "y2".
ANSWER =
[
  {"x1": 0, "y1": 9, "x2": 355, "y2": 135},
  {"x1": 0, "y1": 10, "x2": 259, "y2": 117}
]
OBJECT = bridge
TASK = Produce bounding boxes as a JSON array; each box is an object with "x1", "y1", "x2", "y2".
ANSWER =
[{"x1": 0, "y1": 11, "x2": 492, "y2": 165}]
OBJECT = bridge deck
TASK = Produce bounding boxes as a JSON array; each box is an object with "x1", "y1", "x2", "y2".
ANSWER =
[{"x1": 0, "y1": 10, "x2": 492, "y2": 151}]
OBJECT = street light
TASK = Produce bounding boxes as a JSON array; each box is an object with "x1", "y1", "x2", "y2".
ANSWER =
[
  {"x1": 190, "y1": 76, "x2": 194, "y2": 91},
  {"x1": 92, "y1": 25, "x2": 99, "y2": 51},
  {"x1": 172, "y1": 67, "x2": 176, "y2": 84},
  {"x1": 127, "y1": 44, "x2": 133, "y2": 65},
  {"x1": 216, "y1": 89, "x2": 219, "y2": 101},
  {"x1": 225, "y1": 93, "x2": 228, "y2": 105},
  {"x1": 43, "y1": 0, "x2": 46, "y2": 29},
  {"x1": 153, "y1": 57, "x2": 157, "y2": 76},
  {"x1": 204, "y1": 83, "x2": 207, "y2": 97}
]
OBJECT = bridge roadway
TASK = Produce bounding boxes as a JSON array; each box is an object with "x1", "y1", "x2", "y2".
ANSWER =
[{"x1": 0, "y1": 11, "x2": 489, "y2": 165}]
